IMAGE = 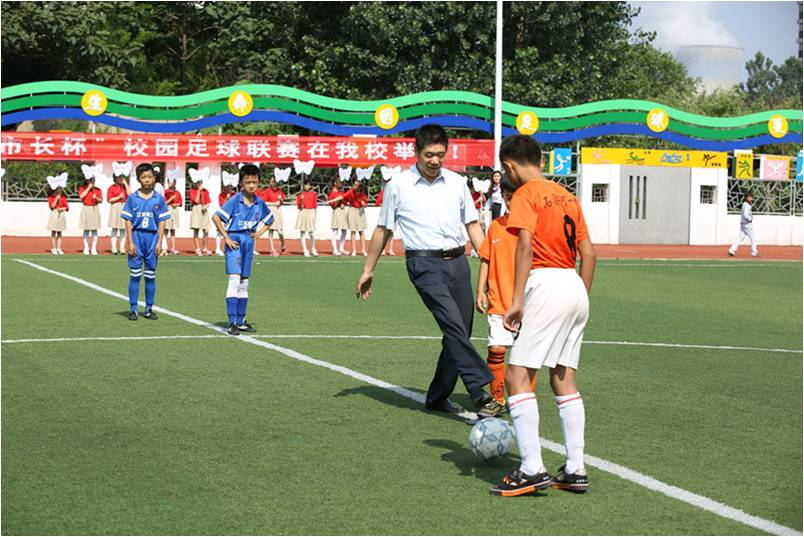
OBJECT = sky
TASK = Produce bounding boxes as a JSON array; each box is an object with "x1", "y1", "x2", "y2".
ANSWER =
[{"x1": 630, "y1": 1, "x2": 800, "y2": 83}]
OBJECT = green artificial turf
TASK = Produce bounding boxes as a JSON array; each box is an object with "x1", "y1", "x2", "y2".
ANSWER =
[{"x1": 2, "y1": 254, "x2": 801, "y2": 535}]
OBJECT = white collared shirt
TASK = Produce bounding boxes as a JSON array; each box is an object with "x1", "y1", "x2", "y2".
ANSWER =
[{"x1": 377, "y1": 165, "x2": 478, "y2": 250}]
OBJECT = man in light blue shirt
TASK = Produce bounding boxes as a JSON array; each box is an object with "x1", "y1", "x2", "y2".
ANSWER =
[{"x1": 356, "y1": 124, "x2": 502, "y2": 418}]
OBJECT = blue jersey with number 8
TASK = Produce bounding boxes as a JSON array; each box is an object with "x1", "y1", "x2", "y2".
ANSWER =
[{"x1": 121, "y1": 191, "x2": 171, "y2": 231}]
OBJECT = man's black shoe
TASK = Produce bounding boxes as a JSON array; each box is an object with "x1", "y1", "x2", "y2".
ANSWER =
[
  {"x1": 490, "y1": 468, "x2": 551, "y2": 497},
  {"x1": 143, "y1": 309, "x2": 158, "y2": 320},
  {"x1": 128, "y1": 311, "x2": 138, "y2": 321},
  {"x1": 551, "y1": 465, "x2": 589, "y2": 493},
  {"x1": 227, "y1": 323, "x2": 240, "y2": 336},
  {"x1": 425, "y1": 398, "x2": 468, "y2": 414},
  {"x1": 237, "y1": 321, "x2": 256, "y2": 333}
]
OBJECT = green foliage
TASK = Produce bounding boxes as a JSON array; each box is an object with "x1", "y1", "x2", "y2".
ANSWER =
[{"x1": 741, "y1": 52, "x2": 803, "y2": 110}]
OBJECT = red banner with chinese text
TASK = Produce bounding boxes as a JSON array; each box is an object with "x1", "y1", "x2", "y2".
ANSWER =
[{"x1": 0, "y1": 132, "x2": 495, "y2": 168}]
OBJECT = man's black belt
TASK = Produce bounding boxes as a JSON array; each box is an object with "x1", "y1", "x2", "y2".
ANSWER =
[{"x1": 405, "y1": 246, "x2": 465, "y2": 259}]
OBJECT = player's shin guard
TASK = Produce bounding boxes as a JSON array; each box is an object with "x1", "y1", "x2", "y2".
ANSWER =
[
  {"x1": 225, "y1": 274, "x2": 239, "y2": 325},
  {"x1": 236, "y1": 278, "x2": 249, "y2": 325},
  {"x1": 509, "y1": 393, "x2": 544, "y2": 475},
  {"x1": 486, "y1": 347, "x2": 506, "y2": 404},
  {"x1": 556, "y1": 393, "x2": 585, "y2": 474},
  {"x1": 143, "y1": 269, "x2": 156, "y2": 308},
  {"x1": 128, "y1": 269, "x2": 143, "y2": 312}
]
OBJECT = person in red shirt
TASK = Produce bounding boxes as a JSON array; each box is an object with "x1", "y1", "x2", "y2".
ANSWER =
[
  {"x1": 342, "y1": 180, "x2": 369, "y2": 256},
  {"x1": 295, "y1": 180, "x2": 318, "y2": 257},
  {"x1": 47, "y1": 185, "x2": 69, "y2": 255},
  {"x1": 490, "y1": 135, "x2": 596, "y2": 498},
  {"x1": 189, "y1": 179, "x2": 212, "y2": 256},
  {"x1": 163, "y1": 178, "x2": 183, "y2": 255},
  {"x1": 327, "y1": 179, "x2": 349, "y2": 255},
  {"x1": 215, "y1": 183, "x2": 237, "y2": 256},
  {"x1": 260, "y1": 177, "x2": 287, "y2": 256},
  {"x1": 107, "y1": 174, "x2": 130, "y2": 255},
  {"x1": 79, "y1": 177, "x2": 103, "y2": 255}
]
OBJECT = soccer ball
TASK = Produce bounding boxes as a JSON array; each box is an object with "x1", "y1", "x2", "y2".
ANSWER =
[{"x1": 468, "y1": 418, "x2": 515, "y2": 460}]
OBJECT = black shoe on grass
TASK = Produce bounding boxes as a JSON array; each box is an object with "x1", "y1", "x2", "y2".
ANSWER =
[
  {"x1": 551, "y1": 465, "x2": 589, "y2": 493},
  {"x1": 227, "y1": 324, "x2": 240, "y2": 336},
  {"x1": 237, "y1": 321, "x2": 256, "y2": 333},
  {"x1": 143, "y1": 309, "x2": 158, "y2": 320},
  {"x1": 425, "y1": 398, "x2": 467, "y2": 414},
  {"x1": 490, "y1": 468, "x2": 551, "y2": 497},
  {"x1": 128, "y1": 311, "x2": 138, "y2": 321}
]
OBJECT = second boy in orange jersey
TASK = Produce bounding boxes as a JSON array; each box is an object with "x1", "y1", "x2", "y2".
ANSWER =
[
  {"x1": 475, "y1": 179, "x2": 535, "y2": 407},
  {"x1": 490, "y1": 135, "x2": 596, "y2": 498}
]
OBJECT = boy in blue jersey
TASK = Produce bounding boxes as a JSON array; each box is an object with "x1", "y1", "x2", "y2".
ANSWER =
[
  {"x1": 122, "y1": 163, "x2": 171, "y2": 320},
  {"x1": 212, "y1": 164, "x2": 274, "y2": 336}
]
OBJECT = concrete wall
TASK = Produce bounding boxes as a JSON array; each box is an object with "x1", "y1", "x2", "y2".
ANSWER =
[{"x1": 3, "y1": 162, "x2": 801, "y2": 245}]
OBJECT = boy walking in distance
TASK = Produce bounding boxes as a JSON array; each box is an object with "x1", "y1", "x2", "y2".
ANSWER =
[
  {"x1": 211, "y1": 164, "x2": 274, "y2": 336},
  {"x1": 122, "y1": 164, "x2": 171, "y2": 320},
  {"x1": 490, "y1": 135, "x2": 596, "y2": 497},
  {"x1": 728, "y1": 192, "x2": 758, "y2": 257}
]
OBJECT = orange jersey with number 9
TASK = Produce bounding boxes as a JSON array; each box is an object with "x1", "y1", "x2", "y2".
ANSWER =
[{"x1": 506, "y1": 179, "x2": 589, "y2": 269}]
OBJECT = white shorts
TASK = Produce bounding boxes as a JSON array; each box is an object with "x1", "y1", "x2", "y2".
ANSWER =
[
  {"x1": 487, "y1": 314, "x2": 515, "y2": 347},
  {"x1": 509, "y1": 268, "x2": 589, "y2": 371}
]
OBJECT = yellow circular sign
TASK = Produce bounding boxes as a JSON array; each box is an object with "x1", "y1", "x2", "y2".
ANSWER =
[
  {"x1": 81, "y1": 90, "x2": 108, "y2": 116},
  {"x1": 768, "y1": 115, "x2": 788, "y2": 138},
  {"x1": 515, "y1": 111, "x2": 539, "y2": 135},
  {"x1": 646, "y1": 108, "x2": 669, "y2": 132},
  {"x1": 228, "y1": 90, "x2": 254, "y2": 117},
  {"x1": 374, "y1": 104, "x2": 399, "y2": 130}
]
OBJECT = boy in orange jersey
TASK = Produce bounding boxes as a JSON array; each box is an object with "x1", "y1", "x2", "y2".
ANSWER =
[
  {"x1": 475, "y1": 180, "x2": 535, "y2": 407},
  {"x1": 490, "y1": 135, "x2": 596, "y2": 498}
]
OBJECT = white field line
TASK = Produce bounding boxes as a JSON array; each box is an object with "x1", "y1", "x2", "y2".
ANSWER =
[
  {"x1": 3, "y1": 334, "x2": 801, "y2": 355},
  {"x1": 12, "y1": 259, "x2": 803, "y2": 537}
]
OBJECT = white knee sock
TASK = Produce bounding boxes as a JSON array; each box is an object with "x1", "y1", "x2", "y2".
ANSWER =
[
  {"x1": 83, "y1": 231, "x2": 90, "y2": 250},
  {"x1": 90, "y1": 231, "x2": 98, "y2": 250},
  {"x1": 331, "y1": 229, "x2": 339, "y2": 252},
  {"x1": 556, "y1": 393, "x2": 585, "y2": 474},
  {"x1": 338, "y1": 229, "x2": 347, "y2": 250},
  {"x1": 509, "y1": 392, "x2": 544, "y2": 475}
]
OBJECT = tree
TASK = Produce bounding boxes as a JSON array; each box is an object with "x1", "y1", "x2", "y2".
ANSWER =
[{"x1": 740, "y1": 51, "x2": 803, "y2": 109}]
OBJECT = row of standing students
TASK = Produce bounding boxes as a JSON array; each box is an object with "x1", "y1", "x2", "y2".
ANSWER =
[{"x1": 46, "y1": 174, "x2": 396, "y2": 256}]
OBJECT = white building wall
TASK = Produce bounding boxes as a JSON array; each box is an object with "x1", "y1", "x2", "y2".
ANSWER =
[{"x1": 578, "y1": 163, "x2": 620, "y2": 244}]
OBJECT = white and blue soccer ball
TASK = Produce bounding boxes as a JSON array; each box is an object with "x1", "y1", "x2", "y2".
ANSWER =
[{"x1": 468, "y1": 417, "x2": 515, "y2": 460}]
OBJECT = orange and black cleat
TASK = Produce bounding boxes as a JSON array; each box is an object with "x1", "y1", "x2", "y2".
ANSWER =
[
  {"x1": 551, "y1": 465, "x2": 589, "y2": 493},
  {"x1": 490, "y1": 468, "x2": 551, "y2": 497}
]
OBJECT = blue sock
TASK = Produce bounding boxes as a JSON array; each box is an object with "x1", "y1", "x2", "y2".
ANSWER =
[
  {"x1": 226, "y1": 298, "x2": 238, "y2": 325},
  {"x1": 144, "y1": 275, "x2": 156, "y2": 309},
  {"x1": 236, "y1": 298, "x2": 248, "y2": 325},
  {"x1": 128, "y1": 273, "x2": 141, "y2": 312}
]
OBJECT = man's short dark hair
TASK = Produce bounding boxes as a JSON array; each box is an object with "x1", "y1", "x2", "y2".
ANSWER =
[
  {"x1": 239, "y1": 164, "x2": 260, "y2": 181},
  {"x1": 499, "y1": 135, "x2": 542, "y2": 167},
  {"x1": 415, "y1": 124, "x2": 449, "y2": 152},
  {"x1": 136, "y1": 163, "x2": 153, "y2": 179},
  {"x1": 500, "y1": 179, "x2": 519, "y2": 195}
]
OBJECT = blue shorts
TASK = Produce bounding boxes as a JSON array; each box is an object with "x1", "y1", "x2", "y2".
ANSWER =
[
  {"x1": 128, "y1": 230, "x2": 159, "y2": 271},
  {"x1": 224, "y1": 231, "x2": 254, "y2": 277}
]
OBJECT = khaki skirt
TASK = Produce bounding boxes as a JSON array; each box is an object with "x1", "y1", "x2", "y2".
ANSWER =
[
  {"x1": 190, "y1": 205, "x2": 210, "y2": 230},
  {"x1": 47, "y1": 209, "x2": 66, "y2": 232},
  {"x1": 295, "y1": 208, "x2": 316, "y2": 232},
  {"x1": 331, "y1": 206, "x2": 348, "y2": 230},
  {"x1": 268, "y1": 204, "x2": 284, "y2": 231},
  {"x1": 80, "y1": 205, "x2": 101, "y2": 231},
  {"x1": 165, "y1": 206, "x2": 180, "y2": 230},
  {"x1": 108, "y1": 202, "x2": 125, "y2": 229},
  {"x1": 347, "y1": 207, "x2": 367, "y2": 232}
]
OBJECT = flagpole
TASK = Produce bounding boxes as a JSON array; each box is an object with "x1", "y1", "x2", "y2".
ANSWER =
[{"x1": 493, "y1": 0, "x2": 503, "y2": 171}]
